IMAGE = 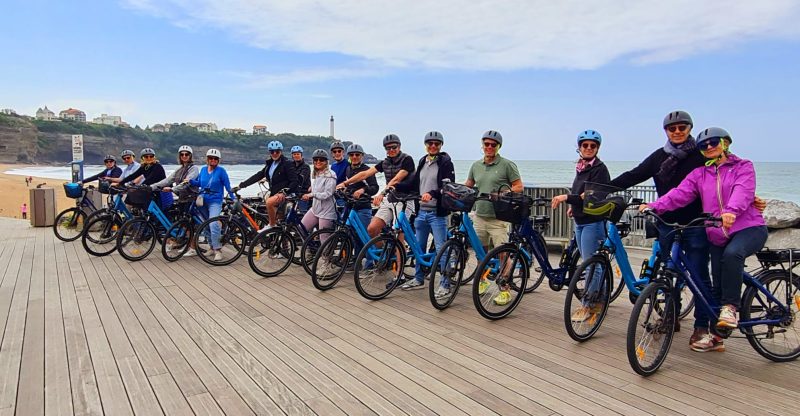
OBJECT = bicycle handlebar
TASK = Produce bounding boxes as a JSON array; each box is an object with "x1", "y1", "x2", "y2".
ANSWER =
[{"x1": 640, "y1": 209, "x2": 722, "y2": 229}]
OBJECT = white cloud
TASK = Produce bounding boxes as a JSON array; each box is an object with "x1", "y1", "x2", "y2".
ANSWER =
[
  {"x1": 227, "y1": 66, "x2": 384, "y2": 88},
  {"x1": 124, "y1": 0, "x2": 800, "y2": 71}
]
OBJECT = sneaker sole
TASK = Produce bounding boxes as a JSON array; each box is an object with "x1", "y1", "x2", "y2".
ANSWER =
[
  {"x1": 690, "y1": 345, "x2": 726, "y2": 353},
  {"x1": 402, "y1": 285, "x2": 425, "y2": 291},
  {"x1": 716, "y1": 320, "x2": 738, "y2": 329}
]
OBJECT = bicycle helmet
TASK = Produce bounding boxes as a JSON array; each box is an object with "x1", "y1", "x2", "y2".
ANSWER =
[
  {"x1": 103, "y1": 154, "x2": 116, "y2": 162},
  {"x1": 424, "y1": 131, "x2": 444, "y2": 144},
  {"x1": 577, "y1": 130, "x2": 602, "y2": 145},
  {"x1": 311, "y1": 149, "x2": 329, "y2": 160},
  {"x1": 120, "y1": 149, "x2": 135, "y2": 158},
  {"x1": 663, "y1": 110, "x2": 693, "y2": 128},
  {"x1": 696, "y1": 127, "x2": 732, "y2": 145},
  {"x1": 290, "y1": 145, "x2": 304, "y2": 154},
  {"x1": 330, "y1": 141, "x2": 345, "y2": 151},
  {"x1": 178, "y1": 145, "x2": 193, "y2": 154},
  {"x1": 267, "y1": 140, "x2": 283, "y2": 151},
  {"x1": 206, "y1": 148, "x2": 221, "y2": 158},
  {"x1": 140, "y1": 148, "x2": 155, "y2": 157},
  {"x1": 382, "y1": 134, "x2": 401, "y2": 147},
  {"x1": 482, "y1": 130, "x2": 503, "y2": 146},
  {"x1": 346, "y1": 143, "x2": 364, "y2": 154}
]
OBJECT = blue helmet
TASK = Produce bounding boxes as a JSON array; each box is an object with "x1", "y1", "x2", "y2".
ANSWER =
[
  {"x1": 290, "y1": 145, "x2": 303, "y2": 153},
  {"x1": 697, "y1": 127, "x2": 732, "y2": 145},
  {"x1": 267, "y1": 141, "x2": 283, "y2": 151},
  {"x1": 577, "y1": 130, "x2": 602, "y2": 145}
]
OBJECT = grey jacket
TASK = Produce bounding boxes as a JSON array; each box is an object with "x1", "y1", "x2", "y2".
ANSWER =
[
  {"x1": 309, "y1": 169, "x2": 338, "y2": 220},
  {"x1": 151, "y1": 164, "x2": 199, "y2": 192}
]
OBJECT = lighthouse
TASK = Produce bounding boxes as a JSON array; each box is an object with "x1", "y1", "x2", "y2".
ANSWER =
[{"x1": 329, "y1": 115, "x2": 335, "y2": 139}]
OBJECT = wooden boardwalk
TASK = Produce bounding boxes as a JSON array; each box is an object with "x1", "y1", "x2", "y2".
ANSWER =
[{"x1": 1, "y1": 217, "x2": 798, "y2": 416}]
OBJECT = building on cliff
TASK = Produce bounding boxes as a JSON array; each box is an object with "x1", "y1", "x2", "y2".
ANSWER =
[
  {"x1": 253, "y1": 125, "x2": 268, "y2": 135},
  {"x1": 92, "y1": 113, "x2": 123, "y2": 126},
  {"x1": 59, "y1": 108, "x2": 86, "y2": 122},
  {"x1": 186, "y1": 122, "x2": 218, "y2": 132},
  {"x1": 36, "y1": 106, "x2": 57, "y2": 121}
]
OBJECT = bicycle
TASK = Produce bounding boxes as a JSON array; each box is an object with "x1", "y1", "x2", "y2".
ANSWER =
[
  {"x1": 81, "y1": 185, "x2": 133, "y2": 256},
  {"x1": 115, "y1": 186, "x2": 175, "y2": 261},
  {"x1": 246, "y1": 191, "x2": 311, "y2": 277},
  {"x1": 627, "y1": 210, "x2": 800, "y2": 376},
  {"x1": 193, "y1": 190, "x2": 269, "y2": 266},
  {"x1": 160, "y1": 189, "x2": 210, "y2": 261},
  {"x1": 54, "y1": 182, "x2": 100, "y2": 241}
]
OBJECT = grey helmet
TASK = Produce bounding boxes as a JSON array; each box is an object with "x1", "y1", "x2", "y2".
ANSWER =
[
  {"x1": 346, "y1": 143, "x2": 364, "y2": 155},
  {"x1": 383, "y1": 134, "x2": 401, "y2": 147},
  {"x1": 104, "y1": 154, "x2": 116, "y2": 162},
  {"x1": 663, "y1": 110, "x2": 693, "y2": 128},
  {"x1": 120, "y1": 149, "x2": 135, "y2": 158},
  {"x1": 697, "y1": 127, "x2": 732, "y2": 146},
  {"x1": 482, "y1": 130, "x2": 503, "y2": 146},
  {"x1": 424, "y1": 131, "x2": 444, "y2": 144},
  {"x1": 311, "y1": 149, "x2": 329, "y2": 160},
  {"x1": 140, "y1": 148, "x2": 155, "y2": 157},
  {"x1": 330, "y1": 141, "x2": 345, "y2": 151}
]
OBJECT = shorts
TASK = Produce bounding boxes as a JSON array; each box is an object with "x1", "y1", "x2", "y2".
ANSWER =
[
  {"x1": 470, "y1": 213, "x2": 509, "y2": 249},
  {"x1": 374, "y1": 199, "x2": 415, "y2": 226}
]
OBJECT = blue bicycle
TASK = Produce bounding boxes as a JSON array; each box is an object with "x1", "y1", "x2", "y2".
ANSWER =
[
  {"x1": 115, "y1": 185, "x2": 177, "y2": 261},
  {"x1": 160, "y1": 189, "x2": 210, "y2": 261},
  {"x1": 81, "y1": 186, "x2": 133, "y2": 256},
  {"x1": 627, "y1": 211, "x2": 800, "y2": 376}
]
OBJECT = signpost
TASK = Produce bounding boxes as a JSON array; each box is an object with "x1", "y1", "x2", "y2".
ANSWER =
[{"x1": 71, "y1": 134, "x2": 84, "y2": 182}]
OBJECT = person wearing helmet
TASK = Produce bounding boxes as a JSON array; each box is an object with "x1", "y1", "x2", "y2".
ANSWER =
[
  {"x1": 337, "y1": 134, "x2": 416, "y2": 237},
  {"x1": 119, "y1": 150, "x2": 140, "y2": 181},
  {"x1": 643, "y1": 128, "x2": 766, "y2": 341},
  {"x1": 289, "y1": 145, "x2": 311, "y2": 209},
  {"x1": 342, "y1": 143, "x2": 379, "y2": 251},
  {"x1": 187, "y1": 148, "x2": 233, "y2": 260},
  {"x1": 551, "y1": 130, "x2": 611, "y2": 322},
  {"x1": 329, "y1": 141, "x2": 348, "y2": 184},
  {"x1": 400, "y1": 131, "x2": 456, "y2": 292},
  {"x1": 233, "y1": 140, "x2": 299, "y2": 230},
  {"x1": 108, "y1": 147, "x2": 169, "y2": 206},
  {"x1": 464, "y1": 130, "x2": 523, "y2": 306},
  {"x1": 151, "y1": 145, "x2": 199, "y2": 197},
  {"x1": 81, "y1": 154, "x2": 122, "y2": 185},
  {"x1": 299, "y1": 149, "x2": 338, "y2": 244}
]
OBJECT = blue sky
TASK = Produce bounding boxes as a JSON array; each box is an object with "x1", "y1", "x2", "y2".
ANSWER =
[{"x1": 2, "y1": 0, "x2": 800, "y2": 161}]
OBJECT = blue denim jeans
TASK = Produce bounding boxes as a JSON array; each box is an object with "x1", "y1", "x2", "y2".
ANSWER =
[
  {"x1": 200, "y1": 200, "x2": 223, "y2": 250},
  {"x1": 574, "y1": 220, "x2": 607, "y2": 305},
  {"x1": 658, "y1": 223, "x2": 712, "y2": 328},
  {"x1": 413, "y1": 210, "x2": 448, "y2": 283},
  {"x1": 710, "y1": 225, "x2": 767, "y2": 308}
]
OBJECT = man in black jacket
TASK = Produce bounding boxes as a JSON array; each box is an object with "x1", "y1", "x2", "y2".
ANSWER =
[
  {"x1": 234, "y1": 140, "x2": 299, "y2": 230},
  {"x1": 290, "y1": 145, "x2": 311, "y2": 211},
  {"x1": 81, "y1": 155, "x2": 122, "y2": 185}
]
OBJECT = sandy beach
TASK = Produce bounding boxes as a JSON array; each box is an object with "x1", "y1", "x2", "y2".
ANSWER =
[{"x1": 0, "y1": 163, "x2": 75, "y2": 220}]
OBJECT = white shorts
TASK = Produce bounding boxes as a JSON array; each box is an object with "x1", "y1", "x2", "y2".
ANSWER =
[{"x1": 374, "y1": 199, "x2": 416, "y2": 226}]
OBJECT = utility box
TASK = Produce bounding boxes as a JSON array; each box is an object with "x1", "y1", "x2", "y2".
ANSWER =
[
  {"x1": 84, "y1": 188, "x2": 104, "y2": 212},
  {"x1": 29, "y1": 187, "x2": 56, "y2": 227}
]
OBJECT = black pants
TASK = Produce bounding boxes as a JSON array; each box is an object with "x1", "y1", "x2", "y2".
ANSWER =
[{"x1": 709, "y1": 225, "x2": 768, "y2": 308}]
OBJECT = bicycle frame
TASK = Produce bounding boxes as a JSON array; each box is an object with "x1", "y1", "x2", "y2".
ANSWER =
[
  {"x1": 514, "y1": 218, "x2": 573, "y2": 284},
  {"x1": 604, "y1": 222, "x2": 654, "y2": 295}
]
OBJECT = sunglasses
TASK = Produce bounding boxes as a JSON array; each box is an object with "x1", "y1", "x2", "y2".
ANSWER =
[
  {"x1": 142, "y1": 155, "x2": 154, "y2": 158},
  {"x1": 425, "y1": 141, "x2": 442, "y2": 147},
  {"x1": 269, "y1": 150, "x2": 281, "y2": 154},
  {"x1": 385, "y1": 145, "x2": 399, "y2": 151},
  {"x1": 699, "y1": 138, "x2": 722, "y2": 150},
  {"x1": 331, "y1": 149, "x2": 343, "y2": 153},
  {"x1": 207, "y1": 157, "x2": 220, "y2": 161},
  {"x1": 580, "y1": 142, "x2": 598, "y2": 150},
  {"x1": 122, "y1": 156, "x2": 132, "y2": 160},
  {"x1": 667, "y1": 125, "x2": 689, "y2": 133},
  {"x1": 179, "y1": 152, "x2": 191, "y2": 157},
  {"x1": 349, "y1": 152, "x2": 363, "y2": 157},
  {"x1": 313, "y1": 158, "x2": 327, "y2": 162},
  {"x1": 104, "y1": 160, "x2": 115, "y2": 163},
  {"x1": 482, "y1": 142, "x2": 498, "y2": 148}
]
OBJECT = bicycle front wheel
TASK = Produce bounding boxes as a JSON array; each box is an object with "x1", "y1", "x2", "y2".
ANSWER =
[
  {"x1": 311, "y1": 232, "x2": 352, "y2": 290},
  {"x1": 195, "y1": 216, "x2": 246, "y2": 265},
  {"x1": 162, "y1": 219, "x2": 193, "y2": 261},
  {"x1": 472, "y1": 244, "x2": 529, "y2": 320},
  {"x1": 564, "y1": 255, "x2": 612, "y2": 342},
  {"x1": 523, "y1": 235, "x2": 546, "y2": 293},
  {"x1": 53, "y1": 207, "x2": 87, "y2": 242},
  {"x1": 626, "y1": 281, "x2": 677, "y2": 376},
  {"x1": 301, "y1": 228, "x2": 334, "y2": 276},
  {"x1": 82, "y1": 213, "x2": 124, "y2": 256},
  {"x1": 353, "y1": 235, "x2": 405, "y2": 300},
  {"x1": 740, "y1": 270, "x2": 800, "y2": 362},
  {"x1": 429, "y1": 239, "x2": 467, "y2": 310},
  {"x1": 248, "y1": 229, "x2": 295, "y2": 277},
  {"x1": 117, "y1": 218, "x2": 157, "y2": 261}
]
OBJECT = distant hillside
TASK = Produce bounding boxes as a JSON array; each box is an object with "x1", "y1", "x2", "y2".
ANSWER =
[{"x1": 0, "y1": 114, "x2": 378, "y2": 164}]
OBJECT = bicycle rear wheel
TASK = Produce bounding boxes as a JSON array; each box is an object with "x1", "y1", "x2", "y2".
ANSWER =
[
  {"x1": 523, "y1": 235, "x2": 546, "y2": 293},
  {"x1": 608, "y1": 255, "x2": 625, "y2": 302},
  {"x1": 741, "y1": 270, "x2": 800, "y2": 362},
  {"x1": 195, "y1": 217, "x2": 246, "y2": 265},
  {"x1": 117, "y1": 218, "x2": 157, "y2": 261},
  {"x1": 626, "y1": 281, "x2": 676, "y2": 376},
  {"x1": 310, "y1": 232, "x2": 352, "y2": 290},
  {"x1": 472, "y1": 244, "x2": 529, "y2": 320},
  {"x1": 82, "y1": 213, "x2": 124, "y2": 256},
  {"x1": 287, "y1": 223, "x2": 305, "y2": 265},
  {"x1": 564, "y1": 255, "x2": 613, "y2": 342},
  {"x1": 429, "y1": 239, "x2": 467, "y2": 310},
  {"x1": 53, "y1": 207, "x2": 87, "y2": 242},
  {"x1": 162, "y1": 219, "x2": 193, "y2": 261},
  {"x1": 248, "y1": 229, "x2": 295, "y2": 277},
  {"x1": 353, "y1": 235, "x2": 405, "y2": 300},
  {"x1": 301, "y1": 228, "x2": 334, "y2": 276}
]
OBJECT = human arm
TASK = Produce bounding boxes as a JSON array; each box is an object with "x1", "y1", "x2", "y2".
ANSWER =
[
  {"x1": 238, "y1": 166, "x2": 266, "y2": 189},
  {"x1": 151, "y1": 169, "x2": 178, "y2": 190},
  {"x1": 338, "y1": 166, "x2": 377, "y2": 189},
  {"x1": 608, "y1": 151, "x2": 659, "y2": 189}
]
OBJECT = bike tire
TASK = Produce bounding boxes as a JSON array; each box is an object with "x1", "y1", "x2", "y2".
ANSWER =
[
  {"x1": 247, "y1": 229, "x2": 295, "y2": 277},
  {"x1": 626, "y1": 281, "x2": 677, "y2": 376},
  {"x1": 472, "y1": 244, "x2": 529, "y2": 320},
  {"x1": 564, "y1": 255, "x2": 613, "y2": 342},
  {"x1": 53, "y1": 207, "x2": 87, "y2": 242},
  {"x1": 429, "y1": 239, "x2": 466, "y2": 310},
  {"x1": 310, "y1": 231, "x2": 352, "y2": 290},
  {"x1": 82, "y1": 213, "x2": 124, "y2": 256},
  {"x1": 740, "y1": 270, "x2": 800, "y2": 362},
  {"x1": 301, "y1": 228, "x2": 334, "y2": 276},
  {"x1": 162, "y1": 219, "x2": 193, "y2": 262},
  {"x1": 353, "y1": 235, "x2": 405, "y2": 300},
  {"x1": 195, "y1": 216, "x2": 247, "y2": 266},
  {"x1": 287, "y1": 223, "x2": 305, "y2": 265},
  {"x1": 116, "y1": 218, "x2": 157, "y2": 261},
  {"x1": 523, "y1": 235, "x2": 547, "y2": 293}
]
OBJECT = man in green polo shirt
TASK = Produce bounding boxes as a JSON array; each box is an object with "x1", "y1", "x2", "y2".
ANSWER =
[{"x1": 464, "y1": 130, "x2": 523, "y2": 305}]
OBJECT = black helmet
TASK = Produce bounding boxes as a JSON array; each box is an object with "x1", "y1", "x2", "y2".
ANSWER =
[
  {"x1": 663, "y1": 110, "x2": 693, "y2": 128},
  {"x1": 482, "y1": 130, "x2": 503, "y2": 146},
  {"x1": 311, "y1": 149, "x2": 329, "y2": 160},
  {"x1": 424, "y1": 131, "x2": 444, "y2": 144},
  {"x1": 346, "y1": 143, "x2": 364, "y2": 155},
  {"x1": 697, "y1": 127, "x2": 732, "y2": 146},
  {"x1": 330, "y1": 141, "x2": 344, "y2": 151},
  {"x1": 382, "y1": 134, "x2": 401, "y2": 147},
  {"x1": 104, "y1": 154, "x2": 116, "y2": 162}
]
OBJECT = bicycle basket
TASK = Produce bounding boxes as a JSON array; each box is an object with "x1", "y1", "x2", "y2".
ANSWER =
[
  {"x1": 98, "y1": 180, "x2": 111, "y2": 194},
  {"x1": 126, "y1": 186, "x2": 152, "y2": 209},
  {"x1": 63, "y1": 182, "x2": 82, "y2": 199},
  {"x1": 492, "y1": 192, "x2": 533, "y2": 223},
  {"x1": 175, "y1": 186, "x2": 199, "y2": 203},
  {"x1": 582, "y1": 182, "x2": 629, "y2": 223},
  {"x1": 441, "y1": 182, "x2": 477, "y2": 212}
]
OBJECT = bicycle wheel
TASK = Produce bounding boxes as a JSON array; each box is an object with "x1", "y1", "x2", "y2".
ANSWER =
[
  {"x1": 429, "y1": 239, "x2": 467, "y2": 310},
  {"x1": 677, "y1": 283, "x2": 695, "y2": 320},
  {"x1": 116, "y1": 218, "x2": 157, "y2": 261},
  {"x1": 523, "y1": 235, "x2": 546, "y2": 293},
  {"x1": 248, "y1": 229, "x2": 295, "y2": 277},
  {"x1": 626, "y1": 281, "x2": 677, "y2": 376},
  {"x1": 353, "y1": 235, "x2": 405, "y2": 300},
  {"x1": 286, "y1": 223, "x2": 305, "y2": 265},
  {"x1": 740, "y1": 270, "x2": 800, "y2": 362},
  {"x1": 82, "y1": 213, "x2": 125, "y2": 256},
  {"x1": 162, "y1": 219, "x2": 193, "y2": 262},
  {"x1": 53, "y1": 207, "x2": 87, "y2": 242},
  {"x1": 301, "y1": 228, "x2": 334, "y2": 276},
  {"x1": 564, "y1": 255, "x2": 613, "y2": 342},
  {"x1": 196, "y1": 217, "x2": 246, "y2": 266},
  {"x1": 472, "y1": 244, "x2": 529, "y2": 320},
  {"x1": 310, "y1": 232, "x2": 352, "y2": 290},
  {"x1": 608, "y1": 255, "x2": 626, "y2": 303}
]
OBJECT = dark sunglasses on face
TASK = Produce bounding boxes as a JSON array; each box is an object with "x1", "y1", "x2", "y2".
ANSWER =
[
  {"x1": 580, "y1": 142, "x2": 598, "y2": 150},
  {"x1": 349, "y1": 152, "x2": 363, "y2": 157},
  {"x1": 425, "y1": 141, "x2": 442, "y2": 147},
  {"x1": 483, "y1": 142, "x2": 498, "y2": 148},
  {"x1": 142, "y1": 155, "x2": 154, "y2": 159},
  {"x1": 313, "y1": 158, "x2": 327, "y2": 162},
  {"x1": 179, "y1": 152, "x2": 191, "y2": 157},
  {"x1": 331, "y1": 149, "x2": 343, "y2": 153},
  {"x1": 699, "y1": 138, "x2": 722, "y2": 150},
  {"x1": 207, "y1": 156, "x2": 219, "y2": 161},
  {"x1": 667, "y1": 124, "x2": 688, "y2": 133},
  {"x1": 104, "y1": 160, "x2": 114, "y2": 163},
  {"x1": 385, "y1": 145, "x2": 399, "y2": 151},
  {"x1": 269, "y1": 150, "x2": 281, "y2": 154},
  {"x1": 122, "y1": 156, "x2": 132, "y2": 160}
]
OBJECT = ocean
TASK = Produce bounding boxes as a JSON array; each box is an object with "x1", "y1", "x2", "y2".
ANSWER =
[{"x1": 6, "y1": 160, "x2": 798, "y2": 203}]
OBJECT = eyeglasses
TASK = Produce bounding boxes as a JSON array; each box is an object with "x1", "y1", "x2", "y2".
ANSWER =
[
  {"x1": 269, "y1": 150, "x2": 281, "y2": 154},
  {"x1": 331, "y1": 149, "x2": 343, "y2": 153},
  {"x1": 142, "y1": 155, "x2": 154, "y2": 159},
  {"x1": 580, "y1": 142, "x2": 598, "y2": 150},
  {"x1": 482, "y1": 142, "x2": 498, "y2": 148},
  {"x1": 104, "y1": 160, "x2": 115, "y2": 163},
  {"x1": 349, "y1": 152, "x2": 363, "y2": 157},
  {"x1": 122, "y1": 156, "x2": 132, "y2": 160},
  {"x1": 179, "y1": 152, "x2": 191, "y2": 157},
  {"x1": 207, "y1": 156, "x2": 219, "y2": 161},
  {"x1": 313, "y1": 158, "x2": 327, "y2": 163},
  {"x1": 667, "y1": 124, "x2": 689, "y2": 133},
  {"x1": 385, "y1": 145, "x2": 399, "y2": 151},
  {"x1": 699, "y1": 138, "x2": 722, "y2": 150},
  {"x1": 425, "y1": 141, "x2": 442, "y2": 147}
]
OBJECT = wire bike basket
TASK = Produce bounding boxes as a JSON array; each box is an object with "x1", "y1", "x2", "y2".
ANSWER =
[
  {"x1": 582, "y1": 182, "x2": 632, "y2": 223},
  {"x1": 492, "y1": 190, "x2": 533, "y2": 224}
]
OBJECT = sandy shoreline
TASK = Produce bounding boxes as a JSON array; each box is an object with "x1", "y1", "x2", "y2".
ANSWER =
[{"x1": 0, "y1": 163, "x2": 75, "y2": 220}]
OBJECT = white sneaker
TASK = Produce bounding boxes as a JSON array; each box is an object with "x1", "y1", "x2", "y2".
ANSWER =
[
  {"x1": 184, "y1": 248, "x2": 197, "y2": 257},
  {"x1": 213, "y1": 250, "x2": 223, "y2": 262},
  {"x1": 434, "y1": 286, "x2": 451, "y2": 299},
  {"x1": 258, "y1": 224, "x2": 272, "y2": 233}
]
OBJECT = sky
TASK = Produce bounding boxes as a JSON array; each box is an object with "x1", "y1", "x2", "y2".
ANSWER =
[{"x1": 2, "y1": 0, "x2": 800, "y2": 162}]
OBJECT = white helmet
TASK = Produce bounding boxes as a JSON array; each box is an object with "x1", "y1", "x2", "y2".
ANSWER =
[
  {"x1": 178, "y1": 145, "x2": 193, "y2": 154},
  {"x1": 206, "y1": 148, "x2": 221, "y2": 159}
]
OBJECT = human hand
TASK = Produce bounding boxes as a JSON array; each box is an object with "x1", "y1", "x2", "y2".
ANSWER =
[
  {"x1": 353, "y1": 188, "x2": 365, "y2": 198},
  {"x1": 421, "y1": 193, "x2": 433, "y2": 202},
  {"x1": 336, "y1": 182, "x2": 347, "y2": 190},
  {"x1": 753, "y1": 196, "x2": 767, "y2": 213},
  {"x1": 551, "y1": 194, "x2": 567, "y2": 209},
  {"x1": 638, "y1": 204, "x2": 650, "y2": 213},
  {"x1": 163, "y1": 186, "x2": 172, "y2": 192},
  {"x1": 721, "y1": 212, "x2": 736, "y2": 229},
  {"x1": 567, "y1": 207, "x2": 573, "y2": 217},
  {"x1": 373, "y1": 193, "x2": 384, "y2": 206},
  {"x1": 302, "y1": 193, "x2": 312, "y2": 201}
]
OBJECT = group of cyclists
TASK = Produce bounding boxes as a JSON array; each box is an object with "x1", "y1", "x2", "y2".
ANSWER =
[{"x1": 81, "y1": 109, "x2": 768, "y2": 356}]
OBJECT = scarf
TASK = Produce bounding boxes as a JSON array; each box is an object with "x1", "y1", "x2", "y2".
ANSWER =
[
  {"x1": 657, "y1": 136, "x2": 697, "y2": 182},
  {"x1": 575, "y1": 157, "x2": 596, "y2": 173}
]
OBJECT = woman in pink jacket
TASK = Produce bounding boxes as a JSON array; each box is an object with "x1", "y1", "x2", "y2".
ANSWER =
[{"x1": 644, "y1": 127, "x2": 767, "y2": 338}]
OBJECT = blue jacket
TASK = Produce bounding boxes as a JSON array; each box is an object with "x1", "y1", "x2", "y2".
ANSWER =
[
  {"x1": 331, "y1": 159, "x2": 349, "y2": 184},
  {"x1": 190, "y1": 165, "x2": 233, "y2": 203}
]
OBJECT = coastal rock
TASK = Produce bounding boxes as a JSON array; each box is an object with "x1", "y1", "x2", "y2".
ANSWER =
[
  {"x1": 765, "y1": 228, "x2": 800, "y2": 250},
  {"x1": 763, "y1": 200, "x2": 800, "y2": 229}
]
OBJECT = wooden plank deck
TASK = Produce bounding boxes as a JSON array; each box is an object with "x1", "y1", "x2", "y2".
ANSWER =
[{"x1": 0, "y1": 216, "x2": 798, "y2": 415}]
